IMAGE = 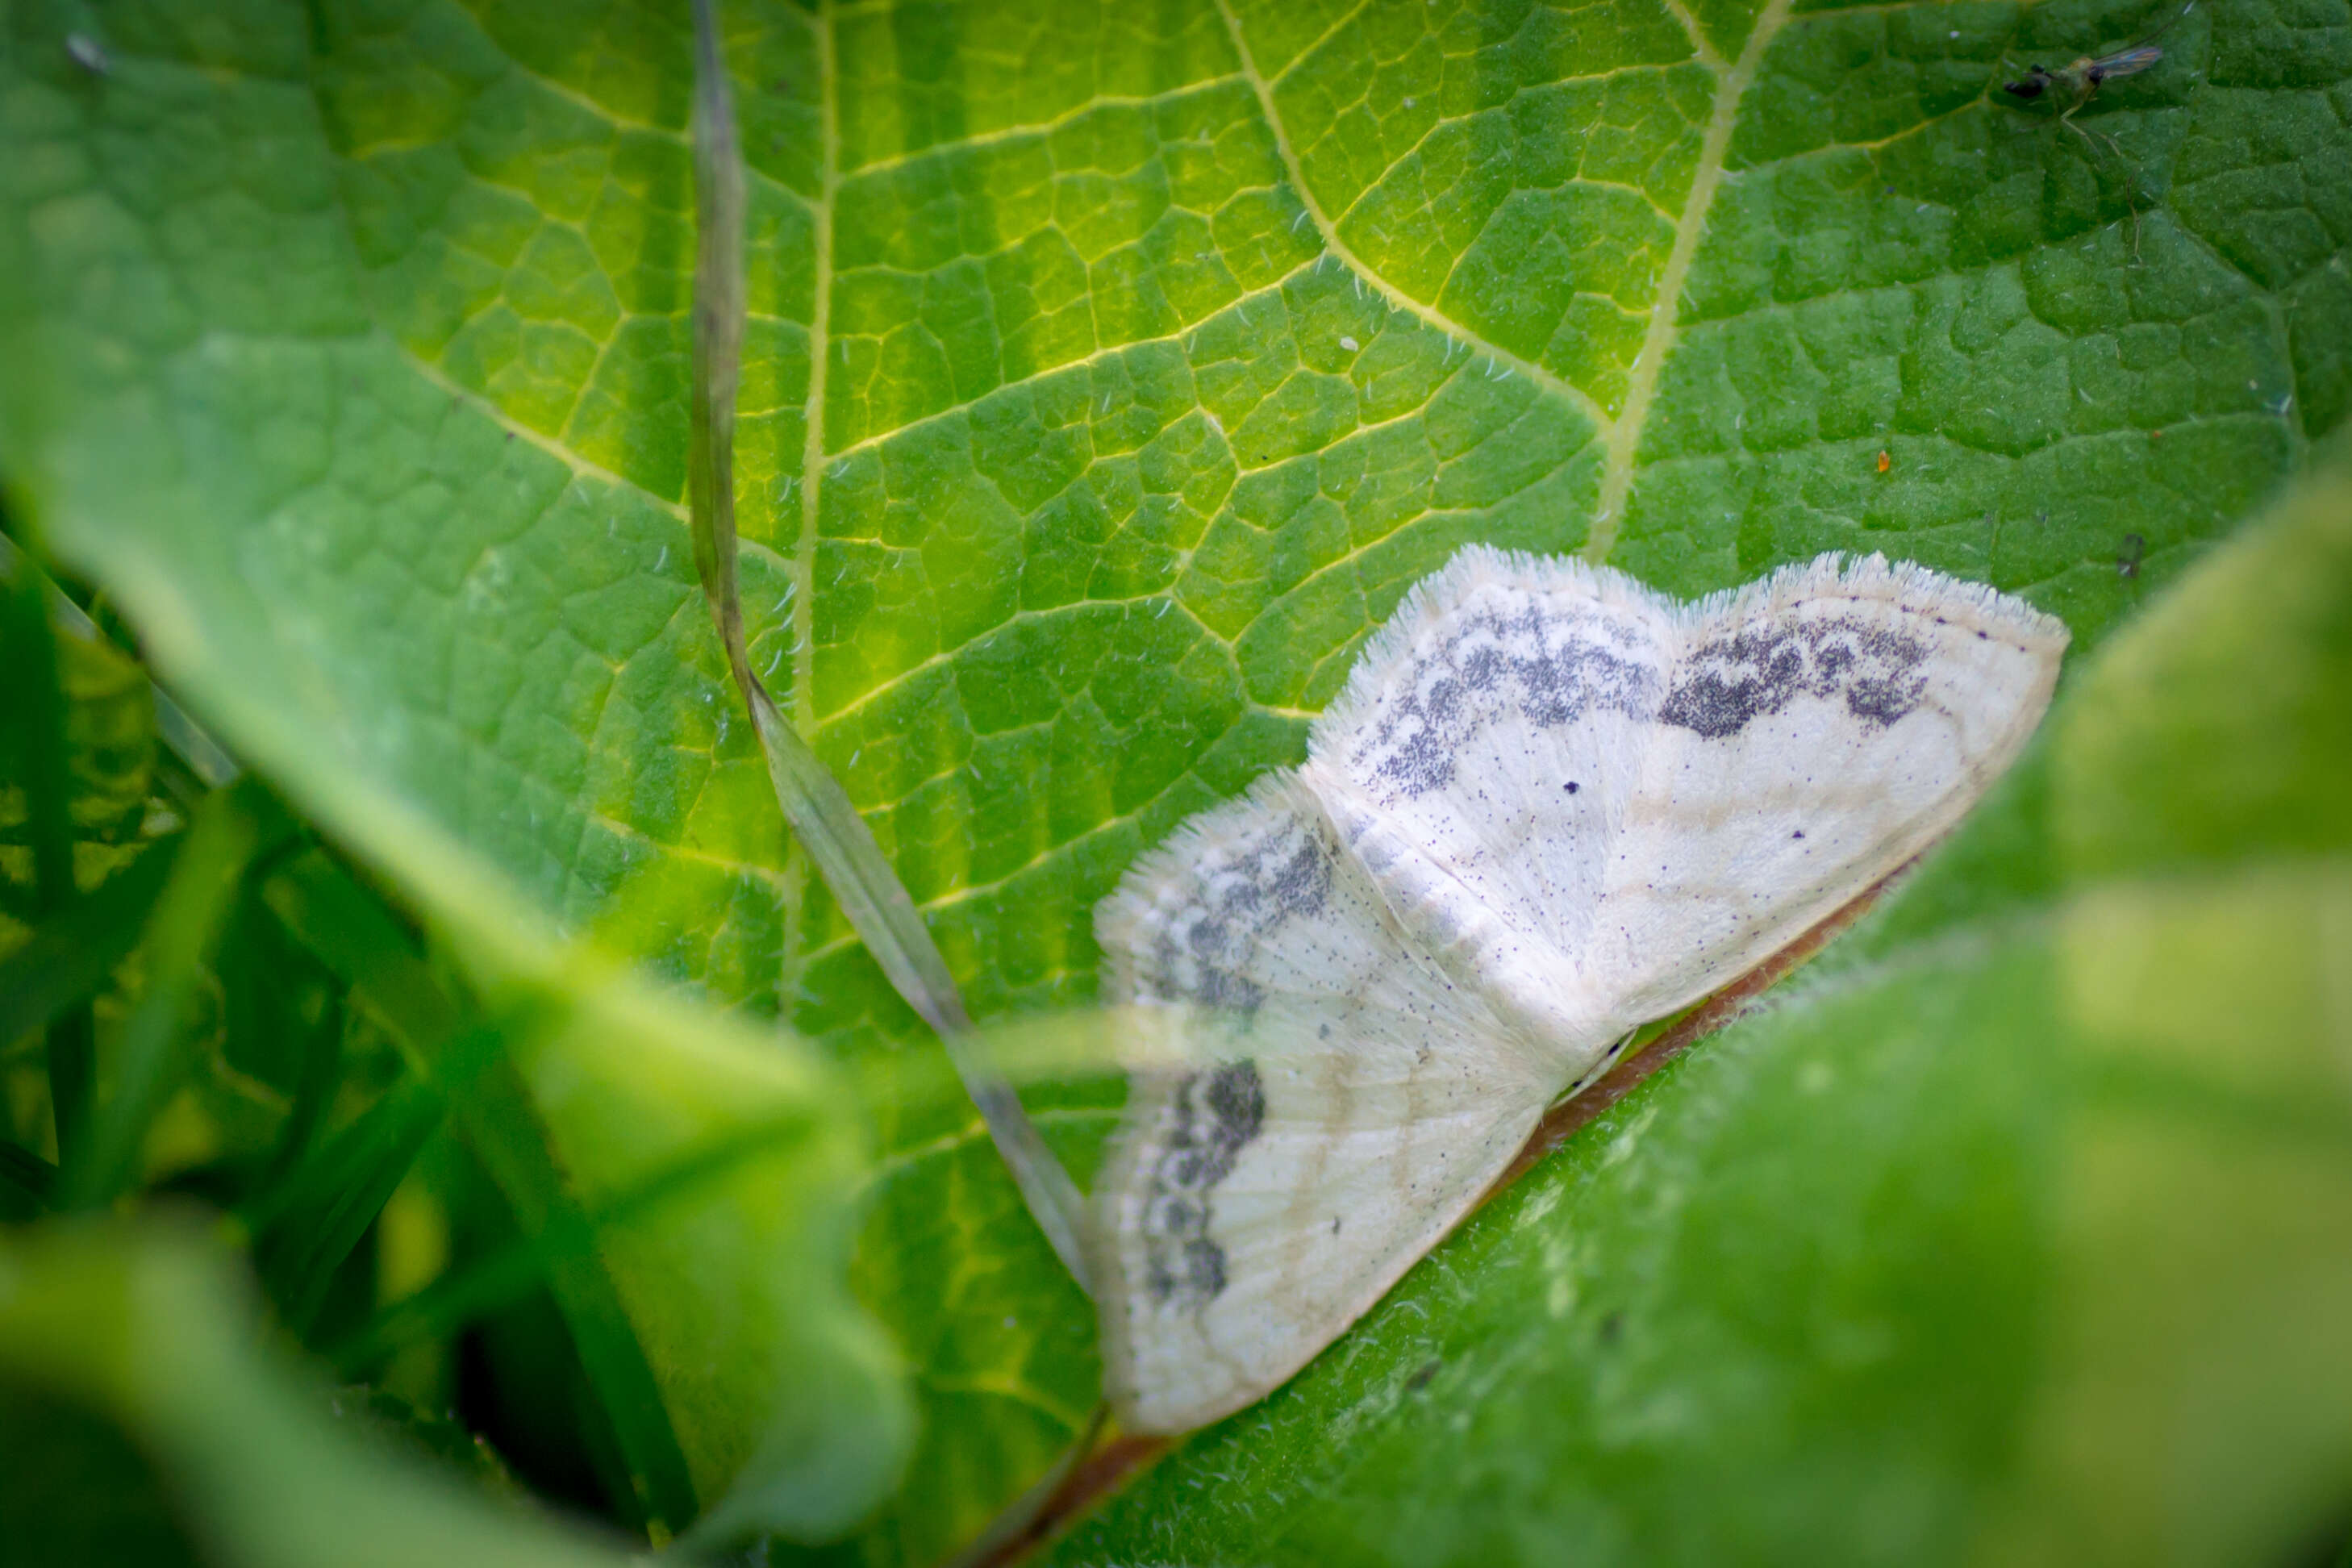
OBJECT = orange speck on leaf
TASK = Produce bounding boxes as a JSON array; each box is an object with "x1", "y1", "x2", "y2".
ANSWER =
[{"x1": 1875, "y1": 450, "x2": 1891, "y2": 473}]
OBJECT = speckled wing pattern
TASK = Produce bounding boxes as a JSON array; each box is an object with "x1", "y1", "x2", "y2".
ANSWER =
[{"x1": 1094, "y1": 548, "x2": 2068, "y2": 1434}]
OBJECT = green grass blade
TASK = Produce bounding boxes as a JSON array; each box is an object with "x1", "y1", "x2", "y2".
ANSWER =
[
  {"x1": 258, "y1": 977, "x2": 345, "y2": 1190},
  {"x1": 5, "y1": 528, "x2": 95, "y2": 1161},
  {"x1": 0, "y1": 528, "x2": 240, "y2": 792},
  {"x1": 60, "y1": 782, "x2": 264, "y2": 1209},
  {"x1": 457, "y1": 1051, "x2": 702, "y2": 1537},
  {"x1": 251, "y1": 1023, "x2": 505, "y2": 1339},
  {"x1": 259, "y1": 848, "x2": 701, "y2": 1536},
  {"x1": 3, "y1": 537, "x2": 78, "y2": 907},
  {"x1": 259, "y1": 849, "x2": 461, "y2": 1074},
  {"x1": 0, "y1": 830, "x2": 181, "y2": 1045},
  {"x1": 683, "y1": 0, "x2": 1090, "y2": 1294},
  {"x1": 0, "y1": 1221, "x2": 642, "y2": 1568},
  {"x1": 329, "y1": 1111, "x2": 813, "y2": 1377},
  {"x1": 685, "y1": 0, "x2": 749, "y2": 703}
]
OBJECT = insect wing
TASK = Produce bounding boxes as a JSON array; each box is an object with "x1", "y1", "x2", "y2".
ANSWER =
[
  {"x1": 1305, "y1": 548, "x2": 1674, "y2": 1073},
  {"x1": 1598, "y1": 557, "x2": 2068, "y2": 1026},
  {"x1": 1093, "y1": 774, "x2": 1553, "y2": 1433},
  {"x1": 2089, "y1": 41, "x2": 2164, "y2": 81}
]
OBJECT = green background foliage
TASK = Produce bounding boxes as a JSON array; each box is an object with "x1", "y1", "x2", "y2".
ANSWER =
[
  {"x1": 2, "y1": 0, "x2": 2347, "y2": 1562},
  {"x1": 0, "y1": 1220, "x2": 644, "y2": 1568}
]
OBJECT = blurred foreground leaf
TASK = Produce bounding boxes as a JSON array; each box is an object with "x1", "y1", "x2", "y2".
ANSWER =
[
  {"x1": 0, "y1": 1218, "x2": 637, "y2": 1568},
  {"x1": 0, "y1": 0, "x2": 911, "y2": 1533}
]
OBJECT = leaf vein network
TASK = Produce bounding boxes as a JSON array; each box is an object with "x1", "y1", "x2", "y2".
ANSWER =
[
  {"x1": 1267, "y1": 0, "x2": 1376, "y2": 87},
  {"x1": 841, "y1": 77, "x2": 1249, "y2": 178},
  {"x1": 809, "y1": 251, "x2": 1320, "y2": 474},
  {"x1": 1209, "y1": 0, "x2": 1612, "y2": 432},
  {"x1": 1724, "y1": 91, "x2": 2005, "y2": 177},
  {"x1": 817, "y1": 592, "x2": 1232, "y2": 732},
  {"x1": 397, "y1": 348, "x2": 688, "y2": 521}
]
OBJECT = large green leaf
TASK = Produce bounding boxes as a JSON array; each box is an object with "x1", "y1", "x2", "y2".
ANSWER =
[{"x1": 2, "y1": 0, "x2": 2346, "y2": 1558}]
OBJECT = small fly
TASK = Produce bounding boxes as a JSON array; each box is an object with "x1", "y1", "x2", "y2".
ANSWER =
[
  {"x1": 2003, "y1": 40, "x2": 2166, "y2": 119},
  {"x1": 2001, "y1": 2, "x2": 2192, "y2": 256},
  {"x1": 2002, "y1": 2, "x2": 2191, "y2": 149}
]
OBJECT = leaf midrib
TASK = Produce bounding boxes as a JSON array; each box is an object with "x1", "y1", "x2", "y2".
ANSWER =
[{"x1": 1590, "y1": 0, "x2": 1794, "y2": 560}]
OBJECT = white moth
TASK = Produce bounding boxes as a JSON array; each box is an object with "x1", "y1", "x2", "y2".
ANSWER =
[{"x1": 1088, "y1": 547, "x2": 2067, "y2": 1433}]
